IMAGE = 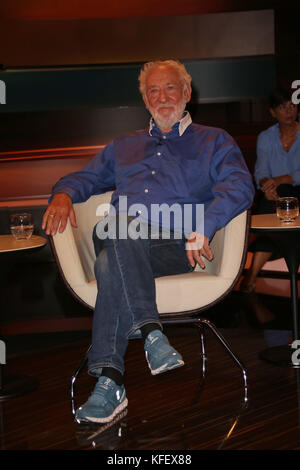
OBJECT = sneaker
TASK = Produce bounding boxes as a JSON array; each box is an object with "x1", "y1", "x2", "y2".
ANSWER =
[
  {"x1": 75, "y1": 376, "x2": 128, "y2": 424},
  {"x1": 144, "y1": 329, "x2": 184, "y2": 375}
]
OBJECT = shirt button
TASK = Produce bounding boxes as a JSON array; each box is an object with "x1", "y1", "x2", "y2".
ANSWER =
[
  {"x1": 162, "y1": 135, "x2": 167, "y2": 139},
  {"x1": 152, "y1": 170, "x2": 156, "y2": 175},
  {"x1": 144, "y1": 188, "x2": 149, "y2": 193},
  {"x1": 157, "y1": 152, "x2": 161, "y2": 156}
]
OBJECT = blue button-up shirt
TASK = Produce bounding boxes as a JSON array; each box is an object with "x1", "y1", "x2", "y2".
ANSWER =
[
  {"x1": 51, "y1": 113, "x2": 254, "y2": 239},
  {"x1": 255, "y1": 123, "x2": 300, "y2": 188}
]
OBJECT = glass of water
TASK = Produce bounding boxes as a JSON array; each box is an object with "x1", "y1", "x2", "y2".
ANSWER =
[
  {"x1": 276, "y1": 197, "x2": 299, "y2": 223},
  {"x1": 10, "y1": 213, "x2": 34, "y2": 240}
]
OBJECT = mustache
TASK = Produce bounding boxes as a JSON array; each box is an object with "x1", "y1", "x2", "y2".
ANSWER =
[{"x1": 157, "y1": 104, "x2": 175, "y2": 110}]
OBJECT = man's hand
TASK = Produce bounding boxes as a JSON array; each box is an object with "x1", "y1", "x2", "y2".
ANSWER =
[
  {"x1": 42, "y1": 193, "x2": 77, "y2": 236},
  {"x1": 185, "y1": 232, "x2": 213, "y2": 269}
]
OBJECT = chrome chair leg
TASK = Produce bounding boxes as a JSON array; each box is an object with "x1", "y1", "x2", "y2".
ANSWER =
[
  {"x1": 196, "y1": 323, "x2": 207, "y2": 379},
  {"x1": 198, "y1": 318, "x2": 248, "y2": 404},
  {"x1": 71, "y1": 345, "x2": 90, "y2": 416}
]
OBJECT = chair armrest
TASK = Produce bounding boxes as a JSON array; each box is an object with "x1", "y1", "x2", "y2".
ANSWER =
[
  {"x1": 50, "y1": 219, "x2": 89, "y2": 288},
  {"x1": 218, "y1": 210, "x2": 249, "y2": 279}
]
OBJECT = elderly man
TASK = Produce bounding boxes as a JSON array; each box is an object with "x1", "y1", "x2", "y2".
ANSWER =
[{"x1": 42, "y1": 59, "x2": 254, "y2": 423}]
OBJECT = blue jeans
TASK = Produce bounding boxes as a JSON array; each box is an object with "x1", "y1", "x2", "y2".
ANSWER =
[{"x1": 88, "y1": 217, "x2": 194, "y2": 376}]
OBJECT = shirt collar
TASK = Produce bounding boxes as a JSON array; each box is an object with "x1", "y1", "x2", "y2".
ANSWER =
[
  {"x1": 274, "y1": 121, "x2": 300, "y2": 137},
  {"x1": 149, "y1": 111, "x2": 192, "y2": 137}
]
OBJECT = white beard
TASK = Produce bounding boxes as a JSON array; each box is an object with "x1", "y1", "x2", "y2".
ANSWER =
[{"x1": 148, "y1": 96, "x2": 187, "y2": 131}]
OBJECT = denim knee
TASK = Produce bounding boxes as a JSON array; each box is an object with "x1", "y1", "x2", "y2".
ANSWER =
[{"x1": 94, "y1": 248, "x2": 109, "y2": 279}]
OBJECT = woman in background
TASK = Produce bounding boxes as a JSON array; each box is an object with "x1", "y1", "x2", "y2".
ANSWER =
[{"x1": 241, "y1": 88, "x2": 300, "y2": 294}]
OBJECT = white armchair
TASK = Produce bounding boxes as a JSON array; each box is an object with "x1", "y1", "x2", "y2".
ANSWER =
[{"x1": 50, "y1": 192, "x2": 250, "y2": 407}]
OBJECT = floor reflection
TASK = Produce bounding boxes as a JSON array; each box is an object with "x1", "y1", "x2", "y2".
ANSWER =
[
  {"x1": 217, "y1": 400, "x2": 249, "y2": 450},
  {"x1": 76, "y1": 409, "x2": 128, "y2": 450}
]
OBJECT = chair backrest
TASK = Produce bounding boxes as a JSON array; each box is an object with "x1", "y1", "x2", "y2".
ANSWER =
[{"x1": 50, "y1": 192, "x2": 249, "y2": 314}]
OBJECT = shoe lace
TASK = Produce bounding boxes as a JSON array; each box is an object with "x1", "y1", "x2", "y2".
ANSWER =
[
  {"x1": 148, "y1": 335, "x2": 159, "y2": 346},
  {"x1": 93, "y1": 378, "x2": 112, "y2": 398}
]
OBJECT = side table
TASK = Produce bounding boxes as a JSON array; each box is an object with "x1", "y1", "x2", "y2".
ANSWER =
[
  {"x1": 251, "y1": 214, "x2": 300, "y2": 367},
  {"x1": 0, "y1": 234, "x2": 47, "y2": 400}
]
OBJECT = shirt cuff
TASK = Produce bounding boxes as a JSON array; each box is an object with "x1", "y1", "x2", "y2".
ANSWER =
[{"x1": 49, "y1": 187, "x2": 77, "y2": 203}]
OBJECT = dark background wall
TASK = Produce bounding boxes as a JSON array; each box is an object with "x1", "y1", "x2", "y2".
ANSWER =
[
  {"x1": 0, "y1": 8, "x2": 278, "y2": 200},
  {"x1": 0, "y1": 57, "x2": 275, "y2": 114},
  {"x1": 0, "y1": 3, "x2": 298, "y2": 202}
]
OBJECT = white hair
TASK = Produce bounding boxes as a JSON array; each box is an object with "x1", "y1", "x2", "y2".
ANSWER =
[{"x1": 138, "y1": 59, "x2": 192, "y2": 95}]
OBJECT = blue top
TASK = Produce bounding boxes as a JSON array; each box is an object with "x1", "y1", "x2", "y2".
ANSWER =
[
  {"x1": 255, "y1": 123, "x2": 300, "y2": 188},
  {"x1": 51, "y1": 115, "x2": 254, "y2": 240}
]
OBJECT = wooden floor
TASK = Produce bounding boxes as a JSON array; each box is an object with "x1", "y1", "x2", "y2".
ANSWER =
[{"x1": 1, "y1": 317, "x2": 300, "y2": 451}]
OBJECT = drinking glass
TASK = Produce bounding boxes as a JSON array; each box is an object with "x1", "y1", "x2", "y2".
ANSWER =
[
  {"x1": 10, "y1": 213, "x2": 34, "y2": 240},
  {"x1": 276, "y1": 197, "x2": 299, "y2": 223}
]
